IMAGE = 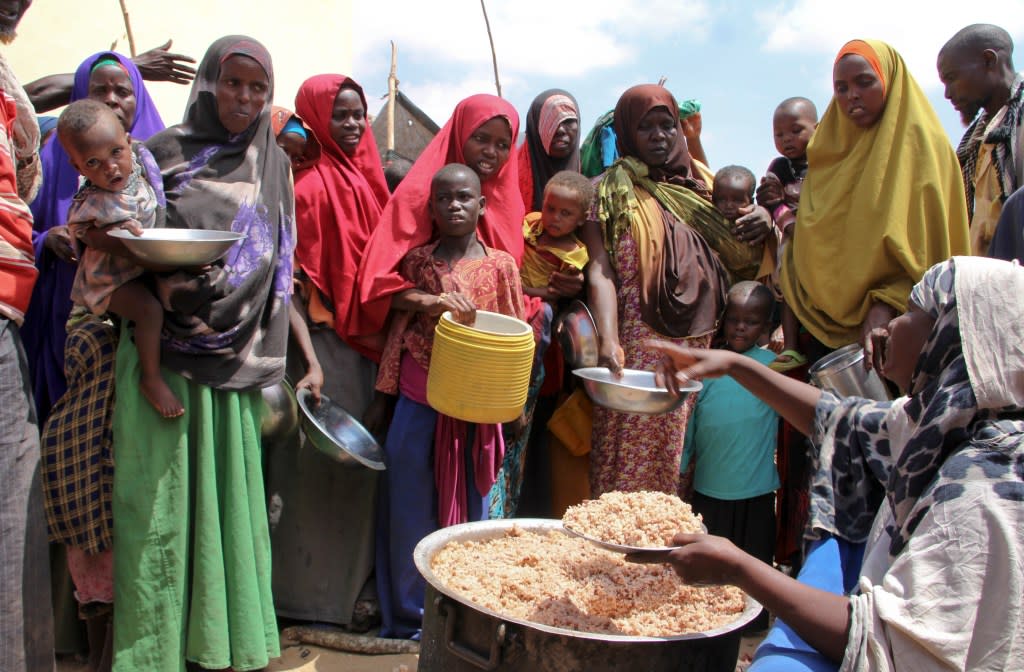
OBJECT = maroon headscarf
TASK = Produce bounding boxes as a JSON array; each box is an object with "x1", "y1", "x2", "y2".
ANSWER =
[{"x1": 613, "y1": 84, "x2": 709, "y2": 194}]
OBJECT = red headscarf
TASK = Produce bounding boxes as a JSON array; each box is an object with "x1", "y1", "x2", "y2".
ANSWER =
[
  {"x1": 355, "y1": 94, "x2": 524, "y2": 342},
  {"x1": 293, "y1": 75, "x2": 390, "y2": 352}
]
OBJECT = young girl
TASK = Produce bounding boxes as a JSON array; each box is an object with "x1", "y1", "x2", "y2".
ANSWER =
[
  {"x1": 57, "y1": 99, "x2": 182, "y2": 418},
  {"x1": 521, "y1": 169, "x2": 591, "y2": 302},
  {"x1": 375, "y1": 163, "x2": 526, "y2": 639}
]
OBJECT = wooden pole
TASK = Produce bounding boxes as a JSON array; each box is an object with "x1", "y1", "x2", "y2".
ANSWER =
[
  {"x1": 387, "y1": 41, "x2": 398, "y2": 153},
  {"x1": 480, "y1": 0, "x2": 501, "y2": 98},
  {"x1": 118, "y1": 0, "x2": 137, "y2": 57}
]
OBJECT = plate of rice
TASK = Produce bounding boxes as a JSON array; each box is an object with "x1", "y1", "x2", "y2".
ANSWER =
[{"x1": 562, "y1": 491, "x2": 706, "y2": 556}]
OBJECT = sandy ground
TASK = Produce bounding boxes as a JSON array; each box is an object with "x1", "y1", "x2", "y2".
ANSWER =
[{"x1": 57, "y1": 633, "x2": 764, "y2": 671}]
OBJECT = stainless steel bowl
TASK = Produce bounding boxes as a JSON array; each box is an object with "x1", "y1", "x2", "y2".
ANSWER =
[
  {"x1": 573, "y1": 367, "x2": 702, "y2": 415},
  {"x1": 809, "y1": 343, "x2": 890, "y2": 400},
  {"x1": 554, "y1": 300, "x2": 600, "y2": 369},
  {"x1": 108, "y1": 229, "x2": 246, "y2": 266},
  {"x1": 296, "y1": 388, "x2": 386, "y2": 470},
  {"x1": 260, "y1": 380, "x2": 299, "y2": 445}
]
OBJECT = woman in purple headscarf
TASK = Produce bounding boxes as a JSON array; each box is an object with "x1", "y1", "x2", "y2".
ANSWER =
[{"x1": 22, "y1": 51, "x2": 164, "y2": 421}]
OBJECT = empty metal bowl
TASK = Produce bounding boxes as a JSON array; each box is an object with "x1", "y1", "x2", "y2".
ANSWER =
[
  {"x1": 296, "y1": 388, "x2": 386, "y2": 470},
  {"x1": 108, "y1": 228, "x2": 246, "y2": 267},
  {"x1": 554, "y1": 300, "x2": 600, "y2": 369},
  {"x1": 260, "y1": 380, "x2": 299, "y2": 445},
  {"x1": 573, "y1": 367, "x2": 702, "y2": 415}
]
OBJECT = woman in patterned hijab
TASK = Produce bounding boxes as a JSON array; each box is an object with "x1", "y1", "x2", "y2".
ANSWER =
[
  {"x1": 646, "y1": 256, "x2": 1024, "y2": 671},
  {"x1": 112, "y1": 35, "x2": 292, "y2": 671}
]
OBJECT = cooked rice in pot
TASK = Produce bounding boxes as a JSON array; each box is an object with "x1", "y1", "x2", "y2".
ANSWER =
[
  {"x1": 429, "y1": 526, "x2": 745, "y2": 637},
  {"x1": 563, "y1": 491, "x2": 704, "y2": 547}
]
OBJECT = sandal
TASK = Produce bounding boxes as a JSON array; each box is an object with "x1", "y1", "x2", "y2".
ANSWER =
[{"x1": 769, "y1": 349, "x2": 808, "y2": 373}]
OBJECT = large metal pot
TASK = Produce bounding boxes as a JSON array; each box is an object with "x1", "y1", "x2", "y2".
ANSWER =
[{"x1": 414, "y1": 519, "x2": 761, "y2": 672}]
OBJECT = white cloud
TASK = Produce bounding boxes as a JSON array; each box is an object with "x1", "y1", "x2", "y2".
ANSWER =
[
  {"x1": 756, "y1": 1, "x2": 1024, "y2": 91},
  {"x1": 353, "y1": 0, "x2": 712, "y2": 79}
]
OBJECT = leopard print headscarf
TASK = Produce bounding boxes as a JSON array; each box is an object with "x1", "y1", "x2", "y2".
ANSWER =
[{"x1": 808, "y1": 257, "x2": 1024, "y2": 560}]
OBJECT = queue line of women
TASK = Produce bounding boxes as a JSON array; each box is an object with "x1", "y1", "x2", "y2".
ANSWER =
[{"x1": 23, "y1": 31, "x2": 1021, "y2": 672}]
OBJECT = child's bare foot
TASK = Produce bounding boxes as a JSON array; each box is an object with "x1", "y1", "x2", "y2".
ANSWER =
[{"x1": 140, "y1": 374, "x2": 184, "y2": 418}]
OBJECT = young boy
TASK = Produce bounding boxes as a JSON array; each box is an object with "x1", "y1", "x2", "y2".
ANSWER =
[
  {"x1": 520, "y1": 170, "x2": 592, "y2": 302},
  {"x1": 681, "y1": 281, "x2": 779, "y2": 632},
  {"x1": 375, "y1": 163, "x2": 526, "y2": 638},
  {"x1": 711, "y1": 164, "x2": 757, "y2": 226},
  {"x1": 57, "y1": 99, "x2": 183, "y2": 418},
  {"x1": 757, "y1": 97, "x2": 818, "y2": 371}
]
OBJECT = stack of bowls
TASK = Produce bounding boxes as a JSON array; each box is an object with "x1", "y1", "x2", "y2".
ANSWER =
[{"x1": 427, "y1": 311, "x2": 535, "y2": 423}]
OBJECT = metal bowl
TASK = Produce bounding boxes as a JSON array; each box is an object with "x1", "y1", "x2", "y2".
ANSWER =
[
  {"x1": 260, "y1": 380, "x2": 298, "y2": 445},
  {"x1": 573, "y1": 367, "x2": 702, "y2": 415},
  {"x1": 554, "y1": 300, "x2": 600, "y2": 369},
  {"x1": 108, "y1": 228, "x2": 246, "y2": 266},
  {"x1": 295, "y1": 388, "x2": 386, "y2": 470}
]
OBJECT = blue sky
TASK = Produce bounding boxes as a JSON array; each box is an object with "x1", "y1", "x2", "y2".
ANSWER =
[{"x1": 350, "y1": 0, "x2": 1024, "y2": 178}]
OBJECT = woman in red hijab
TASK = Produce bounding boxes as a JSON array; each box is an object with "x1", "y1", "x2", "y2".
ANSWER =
[
  {"x1": 266, "y1": 73, "x2": 390, "y2": 629},
  {"x1": 355, "y1": 94, "x2": 526, "y2": 350}
]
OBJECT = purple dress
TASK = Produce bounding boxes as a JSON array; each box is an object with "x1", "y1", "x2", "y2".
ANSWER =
[{"x1": 21, "y1": 51, "x2": 164, "y2": 421}]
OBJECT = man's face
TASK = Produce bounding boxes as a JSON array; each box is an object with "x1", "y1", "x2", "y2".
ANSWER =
[{"x1": 0, "y1": 0, "x2": 31, "y2": 43}]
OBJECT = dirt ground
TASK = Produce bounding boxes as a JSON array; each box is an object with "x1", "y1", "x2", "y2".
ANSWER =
[{"x1": 57, "y1": 633, "x2": 764, "y2": 671}]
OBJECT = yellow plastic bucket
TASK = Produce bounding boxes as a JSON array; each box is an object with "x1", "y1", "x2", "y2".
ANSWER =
[{"x1": 427, "y1": 311, "x2": 535, "y2": 423}]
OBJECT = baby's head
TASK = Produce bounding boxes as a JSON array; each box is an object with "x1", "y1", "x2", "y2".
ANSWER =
[
  {"x1": 430, "y1": 163, "x2": 485, "y2": 238},
  {"x1": 773, "y1": 97, "x2": 817, "y2": 161},
  {"x1": 277, "y1": 122, "x2": 316, "y2": 172},
  {"x1": 541, "y1": 170, "x2": 593, "y2": 239},
  {"x1": 57, "y1": 99, "x2": 133, "y2": 193},
  {"x1": 712, "y1": 165, "x2": 756, "y2": 223},
  {"x1": 722, "y1": 281, "x2": 774, "y2": 353}
]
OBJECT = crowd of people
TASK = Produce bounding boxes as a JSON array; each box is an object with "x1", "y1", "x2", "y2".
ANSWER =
[{"x1": 0, "y1": 5, "x2": 1021, "y2": 670}]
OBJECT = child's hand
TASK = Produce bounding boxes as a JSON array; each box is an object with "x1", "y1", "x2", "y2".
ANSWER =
[
  {"x1": 439, "y1": 291, "x2": 477, "y2": 325},
  {"x1": 547, "y1": 269, "x2": 584, "y2": 298},
  {"x1": 120, "y1": 219, "x2": 145, "y2": 237},
  {"x1": 756, "y1": 173, "x2": 784, "y2": 208},
  {"x1": 294, "y1": 363, "x2": 324, "y2": 402},
  {"x1": 768, "y1": 326, "x2": 785, "y2": 354},
  {"x1": 44, "y1": 225, "x2": 77, "y2": 263}
]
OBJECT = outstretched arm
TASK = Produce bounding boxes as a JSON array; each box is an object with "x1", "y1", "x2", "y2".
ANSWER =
[
  {"x1": 26, "y1": 40, "x2": 197, "y2": 112},
  {"x1": 648, "y1": 339, "x2": 821, "y2": 434},
  {"x1": 638, "y1": 534, "x2": 850, "y2": 662}
]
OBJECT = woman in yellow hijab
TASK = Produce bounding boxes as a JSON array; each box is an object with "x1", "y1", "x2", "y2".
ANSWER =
[{"x1": 780, "y1": 39, "x2": 970, "y2": 356}]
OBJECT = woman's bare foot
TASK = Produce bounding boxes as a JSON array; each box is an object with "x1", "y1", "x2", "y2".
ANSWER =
[{"x1": 140, "y1": 374, "x2": 185, "y2": 418}]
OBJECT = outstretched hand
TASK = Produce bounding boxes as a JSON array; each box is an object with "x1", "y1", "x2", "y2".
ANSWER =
[
  {"x1": 756, "y1": 172, "x2": 784, "y2": 209},
  {"x1": 647, "y1": 339, "x2": 735, "y2": 395},
  {"x1": 627, "y1": 533, "x2": 745, "y2": 586},
  {"x1": 133, "y1": 40, "x2": 197, "y2": 85}
]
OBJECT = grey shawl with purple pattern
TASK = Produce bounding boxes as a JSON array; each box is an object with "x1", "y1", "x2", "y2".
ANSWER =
[{"x1": 145, "y1": 36, "x2": 294, "y2": 391}]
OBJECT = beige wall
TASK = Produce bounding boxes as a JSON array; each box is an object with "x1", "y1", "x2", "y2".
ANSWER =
[{"x1": 7, "y1": 0, "x2": 353, "y2": 123}]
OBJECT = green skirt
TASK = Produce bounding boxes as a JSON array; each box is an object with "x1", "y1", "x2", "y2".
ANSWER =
[{"x1": 112, "y1": 330, "x2": 278, "y2": 671}]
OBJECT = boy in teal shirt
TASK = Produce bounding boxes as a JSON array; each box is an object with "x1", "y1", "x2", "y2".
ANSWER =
[{"x1": 682, "y1": 281, "x2": 779, "y2": 632}]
